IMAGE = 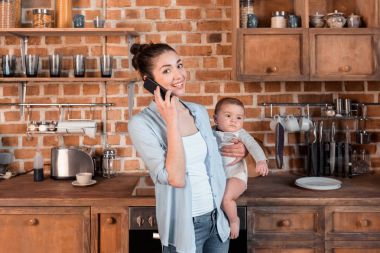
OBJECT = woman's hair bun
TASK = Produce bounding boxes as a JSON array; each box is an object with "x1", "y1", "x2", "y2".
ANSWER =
[{"x1": 130, "y1": 43, "x2": 151, "y2": 55}]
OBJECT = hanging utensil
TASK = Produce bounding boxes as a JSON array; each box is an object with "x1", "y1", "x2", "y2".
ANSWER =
[
  {"x1": 344, "y1": 125, "x2": 350, "y2": 177},
  {"x1": 329, "y1": 122, "x2": 336, "y2": 176},
  {"x1": 275, "y1": 122, "x2": 285, "y2": 169},
  {"x1": 311, "y1": 122, "x2": 318, "y2": 176},
  {"x1": 318, "y1": 121, "x2": 324, "y2": 176}
]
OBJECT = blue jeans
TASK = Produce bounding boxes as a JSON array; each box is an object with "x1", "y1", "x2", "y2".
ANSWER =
[{"x1": 163, "y1": 209, "x2": 229, "y2": 253}]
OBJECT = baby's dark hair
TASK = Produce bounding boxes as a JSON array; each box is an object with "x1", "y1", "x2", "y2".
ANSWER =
[
  {"x1": 214, "y1": 97, "x2": 245, "y2": 115},
  {"x1": 130, "y1": 43, "x2": 176, "y2": 79}
]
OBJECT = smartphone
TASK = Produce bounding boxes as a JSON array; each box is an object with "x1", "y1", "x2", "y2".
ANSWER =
[{"x1": 143, "y1": 77, "x2": 170, "y2": 100}]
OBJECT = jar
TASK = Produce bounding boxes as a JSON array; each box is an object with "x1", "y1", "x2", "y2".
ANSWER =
[
  {"x1": 102, "y1": 146, "x2": 116, "y2": 178},
  {"x1": 14, "y1": 0, "x2": 20, "y2": 27},
  {"x1": 271, "y1": 10, "x2": 287, "y2": 28},
  {"x1": 325, "y1": 10, "x2": 346, "y2": 28},
  {"x1": 240, "y1": 0, "x2": 254, "y2": 28},
  {"x1": 32, "y1": 9, "x2": 53, "y2": 28},
  {"x1": 347, "y1": 13, "x2": 361, "y2": 28},
  {"x1": 56, "y1": 0, "x2": 72, "y2": 28},
  {"x1": 0, "y1": 0, "x2": 15, "y2": 28}
]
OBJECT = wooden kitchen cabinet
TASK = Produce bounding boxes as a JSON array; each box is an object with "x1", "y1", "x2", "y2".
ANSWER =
[
  {"x1": 0, "y1": 207, "x2": 90, "y2": 253},
  {"x1": 236, "y1": 29, "x2": 309, "y2": 81},
  {"x1": 232, "y1": 0, "x2": 380, "y2": 81},
  {"x1": 309, "y1": 29, "x2": 380, "y2": 81},
  {"x1": 91, "y1": 207, "x2": 129, "y2": 253}
]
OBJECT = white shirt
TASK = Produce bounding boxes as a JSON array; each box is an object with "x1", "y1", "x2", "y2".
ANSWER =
[{"x1": 182, "y1": 131, "x2": 214, "y2": 217}]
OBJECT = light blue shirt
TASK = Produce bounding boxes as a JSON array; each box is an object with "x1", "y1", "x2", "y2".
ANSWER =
[{"x1": 128, "y1": 101, "x2": 230, "y2": 253}]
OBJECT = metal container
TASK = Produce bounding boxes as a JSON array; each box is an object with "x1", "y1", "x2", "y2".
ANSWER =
[
  {"x1": 356, "y1": 130, "x2": 371, "y2": 144},
  {"x1": 51, "y1": 146, "x2": 94, "y2": 179}
]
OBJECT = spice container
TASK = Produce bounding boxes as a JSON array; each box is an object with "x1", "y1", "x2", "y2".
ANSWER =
[
  {"x1": 32, "y1": 9, "x2": 53, "y2": 28},
  {"x1": 240, "y1": 0, "x2": 254, "y2": 28},
  {"x1": 0, "y1": 0, "x2": 15, "y2": 28},
  {"x1": 56, "y1": 0, "x2": 72, "y2": 28}
]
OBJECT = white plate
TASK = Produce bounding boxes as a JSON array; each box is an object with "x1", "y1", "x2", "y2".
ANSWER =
[
  {"x1": 295, "y1": 177, "x2": 342, "y2": 191},
  {"x1": 72, "y1": 180, "x2": 97, "y2": 187}
]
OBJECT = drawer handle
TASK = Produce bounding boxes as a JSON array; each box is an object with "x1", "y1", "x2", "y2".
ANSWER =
[
  {"x1": 106, "y1": 217, "x2": 116, "y2": 224},
  {"x1": 359, "y1": 219, "x2": 371, "y2": 227},
  {"x1": 339, "y1": 65, "x2": 351, "y2": 73},
  {"x1": 28, "y1": 218, "x2": 39, "y2": 226},
  {"x1": 267, "y1": 66, "x2": 279, "y2": 73},
  {"x1": 278, "y1": 219, "x2": 291, "y2": 227}
]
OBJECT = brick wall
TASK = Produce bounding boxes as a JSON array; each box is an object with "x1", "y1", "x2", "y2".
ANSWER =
[{"x1": 1, "y1": 0, "x2": 379, "y2": 175}]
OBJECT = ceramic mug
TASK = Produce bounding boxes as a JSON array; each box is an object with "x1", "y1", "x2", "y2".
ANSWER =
[
  {"x1": 285, "y1": 115, "x2": 300, "y2": 132},
  {"x1": 269, "y1": 115, "x2": 284, "y2": 131},
  {"x1": 299, "y1": 116, "x2": 313, "y2": 132}
]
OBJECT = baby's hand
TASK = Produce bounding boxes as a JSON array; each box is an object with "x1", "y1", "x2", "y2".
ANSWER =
[{"x1": 256, "y1": 160, "x2": 269, "y2": 176}]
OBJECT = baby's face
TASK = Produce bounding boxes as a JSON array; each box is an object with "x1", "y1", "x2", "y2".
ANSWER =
[{"x1": 214, "y1": 103, "x2": 245, "y2": 132}]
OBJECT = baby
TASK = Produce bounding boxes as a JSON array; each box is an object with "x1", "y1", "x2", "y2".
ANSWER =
[{"x1": 213, "y1": 97, "x2": 268, "y2": 239}]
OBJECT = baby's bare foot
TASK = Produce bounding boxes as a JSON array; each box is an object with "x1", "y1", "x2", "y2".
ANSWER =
[{"x1": 229, "y1": 217, "x2": 240, "y2": 239}]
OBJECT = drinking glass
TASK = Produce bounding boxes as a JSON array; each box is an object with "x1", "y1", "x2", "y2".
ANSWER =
[
  {"x1": 93, "y1": 16, "x2": 105, "y2": 28},
  {"x1": 2, "y1": 55, "x2": 16, "y2": 77},
  {"x1": 49, "y1": 54, "x2": 62, "y2": 77},
  {"x1": 25, "y1": 54, "x2": 39, "y2": 77},
  {"x1": 73, "y1": 54, "x2": 86, "y2": 77},
  {"x1": 100, "y1": 55, "x2": 113, "y2": 77}
]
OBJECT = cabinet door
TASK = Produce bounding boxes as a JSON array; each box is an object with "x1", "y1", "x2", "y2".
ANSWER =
[
  {"x1": 92, "y1": 207, "x2": 128, "y2": 253},
  {"x1": 249, "y1": 240, "x2": 324, "y2": 253},
  {"x1": 325, "y1": 206, "x2": 380, "y2": 241},
  {"x1": 310, "y1": 29, "x2": 379, "y2": 80},
  {"x1": 326, "y1": 240, "x2": 380, "y2": 252},
  {"x1": 0, "y1": 207, "x2": 90, "y2": 253},
  {"x1": 236, "y1": 29, "x2": 309, "y2": 81}
]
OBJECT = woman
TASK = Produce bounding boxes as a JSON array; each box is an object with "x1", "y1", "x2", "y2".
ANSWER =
[{"x1": 128, "y1": 43, "x2": 246, "y2": 253}]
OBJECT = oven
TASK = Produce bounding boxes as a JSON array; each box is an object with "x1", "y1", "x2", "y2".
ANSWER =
[{"x1": 129, "y1": 206, "x2": 247, "y2": 253}]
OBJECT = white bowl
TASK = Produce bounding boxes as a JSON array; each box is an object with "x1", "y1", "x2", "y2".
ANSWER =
[{"x1": 76, "y1": 172, "x2": 92, "y2": 185}]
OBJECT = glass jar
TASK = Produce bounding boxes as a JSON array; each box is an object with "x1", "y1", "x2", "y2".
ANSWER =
[
  {"x1": 32, "y1": 9, "x2": 53, "y2": 28},
  {"x1": 0, "y1": 0, "x2": 15, "y2": 28},
  {"x1": 240, "y1": 0, "x2": 254, "y2": 28},
  {"x1": 102, "y1": 146, "x2": 116, "y2": 178}
]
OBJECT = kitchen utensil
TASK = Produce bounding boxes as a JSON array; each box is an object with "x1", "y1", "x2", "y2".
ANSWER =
[
  {"x1": 311, "y1": 122, "x2": 318, "y2": 176},
  {"x1": 336, "y1": 142, "x2": 343, "y2": 177},
  {"x1": 305, "y1": 130, "x2": 310, "y2": 175},
  {"x1": 299, "y1": 115, "x2": 312, "y2": 132},
  {"x1": 51, "y1": 146, "x2": 94, "y2": 179},
  {"x1": 329, "y1": 122, "x2": 336, "y2": 175},
  {"x1": 100, "y1": 54, "x2": 113, "y2": 77},
  {"x1": 49, "y1": 54, "x2": 62, "y2": 77},
  {"x1": 344, "y1": 125, "x2": 350, "y2": 177},
  {"x1": 2, "y1": 54, "x2": 16, "y2": 77},
  {"x1": 275, "y1": 122, "x2": 284, "y2": 169},
  {"x1": 103, "y1": 145, "x2": 117, "y2": 178},
  {"x1": 270, "y1": 115, "x2": 284, "y2": 131},
  {"x1": 25, "y1": 54, "x2": 39, "y2": 77},
  {"x1": 73, "y1": 54, "x2": 86, "y2": 77},
  {"x1": 356, "y1": 130, "x2": 371, "y2": 144},
  {"x1": 343, "y1": 98, "x2": 351, "y2": 116},
  {"x1": 318, "y1": 121, "x2": 324, "y2": 176},
  {"x1": 295, "y1": 177, "x2": 342, "y2": 191},
  {"x1": 285, "y1": 115, "x2": 300, "y2": 132},
  {"x1": 335, "y1": 98, "x2": 343, "y2": 116}
]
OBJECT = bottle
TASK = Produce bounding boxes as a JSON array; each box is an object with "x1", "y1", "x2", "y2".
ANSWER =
[
  {"x1": 33, "y1": 150, "x2": 44, "y2": 182},
  {"x1": 56, "y1": 0, "x2": 72, "y2": 28}
]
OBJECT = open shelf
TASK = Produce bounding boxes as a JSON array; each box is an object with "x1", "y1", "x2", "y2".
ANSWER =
[
  {"x1": 0, "y1": 77, "x2": 138, "y2": 83},
  {"x1": 0, "y1": 28, "x2": 138, "y2": 37}
]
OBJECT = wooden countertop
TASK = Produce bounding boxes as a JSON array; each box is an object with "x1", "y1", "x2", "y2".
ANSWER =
[
  {"x1": 0, "y1": 174, "x2": 155, "y2": 207},
  {"x1": 241, "y1": 173, "x2": 380, "y2": 206},
  {"x1": 0, "y1": 173, "x2": 379, "y2": 207}
]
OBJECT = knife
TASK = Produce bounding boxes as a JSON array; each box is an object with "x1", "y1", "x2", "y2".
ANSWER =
[
  {"x1": 275, "y1": 122, "x2": 284, "y2": 169},
  {"x1": 329, "y1": 122, "x2": 336, "y2": 176},
  {"x1": 344, "y1": 125, "x2": 350, "y2": 177},
  {"x1": 311, "y1": 122, "x2": 318, "y2": 176},
  {"x1": 318, "y1": 121, "x2": 324, "y2": 176}
]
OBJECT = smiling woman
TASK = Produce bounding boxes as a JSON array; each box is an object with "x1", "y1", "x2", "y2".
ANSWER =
[{"x1": 128, "y1": 43, "x2": 248, "y2": 253}]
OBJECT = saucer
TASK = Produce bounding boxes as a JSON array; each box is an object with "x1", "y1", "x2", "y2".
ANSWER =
[
  {"x1": 295, "y1": 177, "x2": 341, "y2": 191},
  {"x1": 72, "y1": 180, "x2": 97, "y2": 187}
]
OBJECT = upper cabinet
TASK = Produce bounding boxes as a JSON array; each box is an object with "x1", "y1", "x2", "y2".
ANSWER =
[{"x1": 232, "y1": 0, "x2": 380, "y2": 81}]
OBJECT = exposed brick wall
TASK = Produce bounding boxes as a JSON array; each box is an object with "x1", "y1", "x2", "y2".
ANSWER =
[{"x1": 1, "y1": 0, "x2": 379, "y2": 176}]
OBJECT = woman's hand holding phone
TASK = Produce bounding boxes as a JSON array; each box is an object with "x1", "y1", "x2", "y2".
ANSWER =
[{"x1": 154, "y1": 86, "x2": 179, "y2": 127}]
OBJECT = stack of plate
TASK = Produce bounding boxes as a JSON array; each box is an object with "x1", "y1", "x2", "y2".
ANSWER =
[{"x1": 295, "y1": 177, "x2": 342, "y2": 190}]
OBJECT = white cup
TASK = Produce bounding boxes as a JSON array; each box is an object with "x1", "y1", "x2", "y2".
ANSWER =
[
  {"x1": 76, "y1": 172, "x2": 92, "y2": 185},
  {"x1": 269, "y1": 115, "x2": 284, "y2": 131},
  {"x1": 285, "y1": 115, "x2": 300, "y2": 132},
  {"x1": 299, "y1": 116, "x2": 313, "y2": 132}
]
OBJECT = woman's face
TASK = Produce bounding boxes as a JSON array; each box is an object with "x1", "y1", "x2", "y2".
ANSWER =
[{"x1": 151, "y1": 50, "x2": 187, "y2": 97}]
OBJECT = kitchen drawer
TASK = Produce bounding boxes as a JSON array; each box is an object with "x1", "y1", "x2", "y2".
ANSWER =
[
  {"x1": 248, "y1": 239, "x2": 323, "y2": 253},
  {"x1": 248, "y1": 206, "x2": 323, "y2": 241},
  {"x1": 0, "y1": 207, "x2": 90, "y2": 253},
  {"x1": 326, "y1": 206, "x2": 380, "y2": 241}
]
